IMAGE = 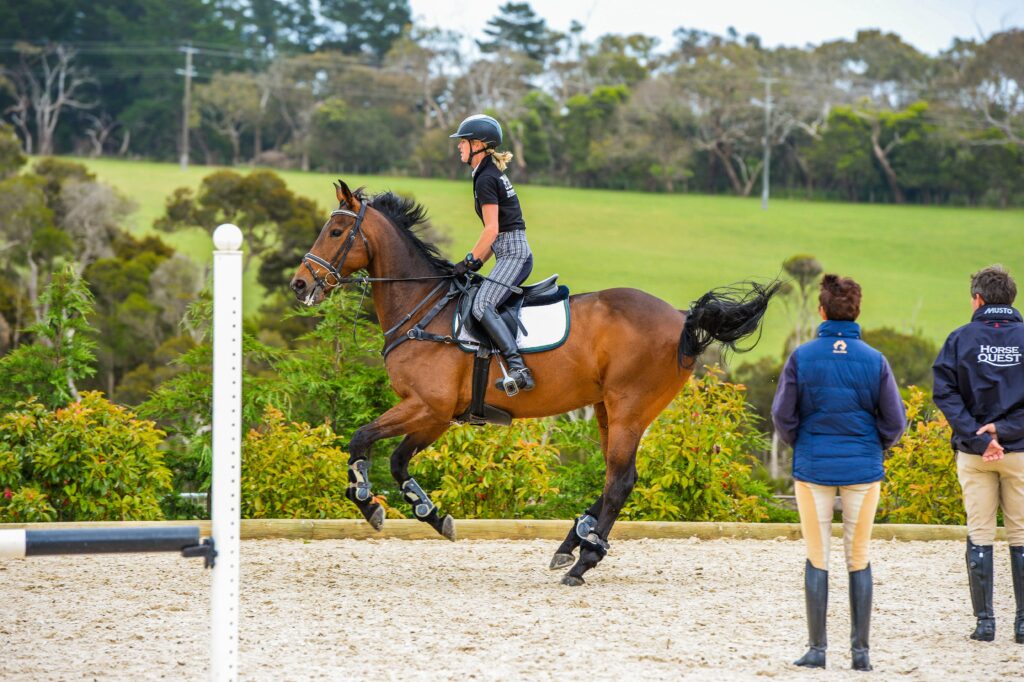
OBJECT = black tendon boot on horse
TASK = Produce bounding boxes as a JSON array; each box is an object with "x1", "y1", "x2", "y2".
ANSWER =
[
  {"x1": 795, "y1": 560, "x2": 828, "y2": 668},
  {"x1": 849, "y1": 565, "x2": 873, "y2": 671},
  {"x1": 478, "y1": 307, "x2": 535, "y2": 392},
  {"x1": 1011, "y1": 545, "x2": 1024, "y2": 644},
  {"x1": 549, "y1": 505, "x2": 600, "y2": 570},
  {"x1": 967, "y1": 539, "x2": 996, "y2": 641},
  {"x1": 345, "y1": 458, "x2": 384, "y2": 530}
]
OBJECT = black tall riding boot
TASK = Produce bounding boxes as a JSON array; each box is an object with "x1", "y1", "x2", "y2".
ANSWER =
[
  {"x1": 967, "y1": 539, "x2": 995, "y2": 641},
  {"x1": 849, "y1": 565, "x2": 873, "y2": 671},
  {"x1": 478, "y1": 307, "x2": 535, "y2": 392},
  {"x1": 1011, "y1": 545, "x2": 1024, "y2": 644},
  {"x1": 795, "y1": 560, "x2": 828, "y2": 668}
]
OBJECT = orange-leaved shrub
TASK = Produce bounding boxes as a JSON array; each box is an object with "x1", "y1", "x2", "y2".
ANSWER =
[
  {"x1": 0, "y1": 393, "x2": 171, "y2": 522},
  {"x1": 879, "y1": 387, "x2": 964, "y2": 524},
  {"x1": 241, "y1": 405, "x2": 376, "y2": 519},
  {"x1": 410, "y1": 419, "x2": 560, "y2": 518},
  {"x1": 623, "y1": 368, "x2": 780, "y2": 522}
]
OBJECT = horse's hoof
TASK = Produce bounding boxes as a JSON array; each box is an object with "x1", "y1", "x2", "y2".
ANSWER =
[
  {"x1": 549, "y1": 553, "x2": 575, "y2": 570},
  {"x1": 367, "y1": 505, "x2": 385, "y2": 531},
  {"x1": 441, "y1": 514, "x2": 456, "y2": 542},
  {"x1": 561, "y1": 574, "x2": 585, "y2": 587}
]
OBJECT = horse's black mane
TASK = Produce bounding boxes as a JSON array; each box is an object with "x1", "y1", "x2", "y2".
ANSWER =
[{"x1": 352, "y1": 188, "x2": 451, "y2": 273}]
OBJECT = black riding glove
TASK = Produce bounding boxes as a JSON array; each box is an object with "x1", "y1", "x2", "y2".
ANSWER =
[{"x1": 453, "y1": 253, "x2": 483, "y2": 277}]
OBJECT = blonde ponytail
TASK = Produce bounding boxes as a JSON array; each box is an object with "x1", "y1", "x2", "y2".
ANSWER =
[{"x1": 486, "y1": 148, "x2": 514, "y2": 172}]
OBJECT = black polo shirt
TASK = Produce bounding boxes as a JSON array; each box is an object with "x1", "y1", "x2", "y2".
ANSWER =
[{"x1": 472, "y1": 155, "x2": 526, "y2": 232}]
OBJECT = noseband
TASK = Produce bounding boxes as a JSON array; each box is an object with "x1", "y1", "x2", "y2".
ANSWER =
[{"x1": 301, "y1": 202, "x2": 369, "y2": 303}]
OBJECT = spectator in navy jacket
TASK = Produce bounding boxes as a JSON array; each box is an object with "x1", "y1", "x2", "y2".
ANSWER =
[
  {"x1": 933, "y1": 264, "x2": 1024, "y2": 645},
  {"x1": 772, "y1": 274, "x2": 906, "y2": 672}
]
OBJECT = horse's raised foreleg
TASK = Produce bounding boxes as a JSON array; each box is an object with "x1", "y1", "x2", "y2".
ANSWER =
[
  {"x1": 562, "y1": 422, "x2": 641, "y2": 586},
  {"x1": 389, "y1": 425, "x2": 454, "y2": 540},
  {"x1": 345, "y1": 400, "x2": 443, "y2": 531},
  {"x1": 550, "y1": 403, "x2": 609, "y2": 570}
]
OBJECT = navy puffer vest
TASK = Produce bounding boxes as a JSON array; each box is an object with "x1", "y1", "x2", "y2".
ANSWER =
[{"x1": 793, "y1": 320, "x2": 885, "y2": 486}]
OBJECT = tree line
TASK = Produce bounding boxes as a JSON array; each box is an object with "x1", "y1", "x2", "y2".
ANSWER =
[{"x1": 1, "y1": 1, "x2": 1022, "y2": 205}]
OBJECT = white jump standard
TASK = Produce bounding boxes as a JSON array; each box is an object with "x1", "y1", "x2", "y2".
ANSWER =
[{"x1": 0, "y1": 224, "x2": 244, "y2": 682}]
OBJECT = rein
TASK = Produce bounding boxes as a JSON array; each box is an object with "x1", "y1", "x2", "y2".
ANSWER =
[{"x1": 301, "y1": 202, "x2": 523, "y2": 357}]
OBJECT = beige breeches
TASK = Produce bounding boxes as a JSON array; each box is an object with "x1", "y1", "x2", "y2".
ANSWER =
[
  {"x1": 957, "y1": 452, "x2": 1024, "y2": 546},
  {"x1": 795, "y1": 480, "x2": 881, "y2": 571}
]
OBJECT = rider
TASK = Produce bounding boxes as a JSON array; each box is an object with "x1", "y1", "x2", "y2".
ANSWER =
[{"x1": 450, "y1": 114, "x2": 535, "y2": 392}]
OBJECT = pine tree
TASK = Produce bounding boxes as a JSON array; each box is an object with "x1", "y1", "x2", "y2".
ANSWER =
[{"x1": 477, "y1": 2, "x2": 560, "y2": 63}]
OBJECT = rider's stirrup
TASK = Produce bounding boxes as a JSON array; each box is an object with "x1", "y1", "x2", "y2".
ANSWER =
[{"x1": 497, "y1": 357, "x2": 520, "y2": 397}]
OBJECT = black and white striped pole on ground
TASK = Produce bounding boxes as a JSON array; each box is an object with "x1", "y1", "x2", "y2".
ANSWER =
[
  {"x1": 0, "y1": 526, "x2": 201, "y2": 558},
  {"x1": 0, "y1": 225, "x2": 243, "y2": 682}
]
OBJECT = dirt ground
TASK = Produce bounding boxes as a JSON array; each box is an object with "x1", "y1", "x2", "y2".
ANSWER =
[{"x1": 3, "y1": 536, "x2": 1023, "y2": 681}]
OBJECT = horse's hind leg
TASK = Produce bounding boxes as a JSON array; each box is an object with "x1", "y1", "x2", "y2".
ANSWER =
[
  {"x1": 550, "y1": 496, "x2": 603, "y2": 570},
  {"x1": 550, "y1": 403, "x2": 609, "y2": 570},
  {"x1": 562, "y1": 423, "x2": 641, "y2": 586},
  {"x1": 389, "y1": 425, "x2": 454, "y2": 540}
]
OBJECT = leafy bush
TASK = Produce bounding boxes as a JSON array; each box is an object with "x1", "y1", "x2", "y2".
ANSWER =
[
  {"x1": 410, "y1": 420, "x2": 561, "y2": 518},
  {"x1": 0, "y1": 265, "x2": 97, "y2": 410},
  {"x1": 862, "y1": 327, "x2": 938, "y2": 392},
  {"x1": 623, "y1": 369, "x2": 780, "y2": 522},
  {"x1": 879, "y1": 387, "x2": 964, "y2": 524},
  {"x1": 0, "y1": 393, "x2": 171, "y2": 522},
  {"x1": 241, "y1": 405, "x2": 366, "y2": 519}
]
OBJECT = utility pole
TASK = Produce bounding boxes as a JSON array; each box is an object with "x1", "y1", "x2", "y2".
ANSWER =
[
  {"x1": 759, "y1": 75, "x2": 777, "y2": 210},
  {"x1": 177, "y1": 44, "x2": 198, "y2": 171}
]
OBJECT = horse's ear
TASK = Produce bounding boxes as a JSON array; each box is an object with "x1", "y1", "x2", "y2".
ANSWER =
[{"x1": 335, "y1": 179, "x2": 360, "y2": 210}]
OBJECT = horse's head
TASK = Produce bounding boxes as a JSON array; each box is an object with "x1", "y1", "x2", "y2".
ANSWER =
[{"x1": 289, "y1": 179, "x2": 373, "y2": 305}]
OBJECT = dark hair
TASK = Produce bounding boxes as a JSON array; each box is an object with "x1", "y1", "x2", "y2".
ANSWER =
[
  {"x1": 819, "y1": 274, "x2": 862, "y2": 321},
  {"x1": 970, "y1": 265, "x2": 1016, "y2": 305}
]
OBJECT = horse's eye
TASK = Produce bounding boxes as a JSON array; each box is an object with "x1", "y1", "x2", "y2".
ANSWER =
[{"x1": 331, "y1": 229, "x2": 343, "y2": 238}]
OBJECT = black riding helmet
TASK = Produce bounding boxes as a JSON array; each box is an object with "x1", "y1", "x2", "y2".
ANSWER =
[{"x1": 449, "y1": 114, "x2": 503, "y2": 147}]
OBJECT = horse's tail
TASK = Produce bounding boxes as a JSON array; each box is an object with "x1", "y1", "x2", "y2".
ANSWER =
[{"x1": 677, "y1": 280, "x2": 782, "y2": 367}]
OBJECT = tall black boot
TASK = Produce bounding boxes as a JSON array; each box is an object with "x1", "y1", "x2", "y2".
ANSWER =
[
  {"x1": 795, "y1": 560, "x2": 828, "y2": 668},
  {"x1": 849, "y1": 565, "x2": 873, "y2": 671},
  {"x1": 967, "y1": 539, "x2": 995, "y2": 641},
  {"x1": 478, "y1": 307, "x2": 535, "y2": 392},
  {"x1": 1011, "y1": 546, "x2": 1024, "y2": 644}
]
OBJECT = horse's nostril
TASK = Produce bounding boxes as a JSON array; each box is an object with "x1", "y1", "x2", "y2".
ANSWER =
[{"x1": 293, "y1": 279, "x2": 305, "y2": 291}]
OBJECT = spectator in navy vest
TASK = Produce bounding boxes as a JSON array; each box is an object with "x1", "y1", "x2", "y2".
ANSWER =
[
  {"x1": 772, "y1": 274, "x2": 906, "y2": 672},
  {"x1": 933, "y1": 265, "x2": 1024, "y2": 645}
]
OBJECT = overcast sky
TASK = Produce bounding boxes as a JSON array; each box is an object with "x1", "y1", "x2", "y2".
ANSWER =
[{"x1": 408, "y1": 0, "x2": 1023, "y2": 55}]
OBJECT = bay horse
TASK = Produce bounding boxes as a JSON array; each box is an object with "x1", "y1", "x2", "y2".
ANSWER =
[{"x1": 289, "y1": 180, "x2": 779, "y2": 585}]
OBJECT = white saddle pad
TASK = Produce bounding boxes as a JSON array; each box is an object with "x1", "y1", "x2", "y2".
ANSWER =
[{"x1": 454, "y1": 298, "x2": 570, "y2": 354}]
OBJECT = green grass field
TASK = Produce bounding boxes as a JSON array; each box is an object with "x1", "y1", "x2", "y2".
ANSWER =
[{"x1": 78, "y1": 157, "x2": 1024, "y2": 361}]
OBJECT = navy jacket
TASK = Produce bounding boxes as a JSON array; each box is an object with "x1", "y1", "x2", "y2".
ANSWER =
[
  {"x1": 932, "y1": 305, "x2": 1024, "y2": 455},
  {"x1": 772, "y1": 320, "x2": 907, "y2": 486}
]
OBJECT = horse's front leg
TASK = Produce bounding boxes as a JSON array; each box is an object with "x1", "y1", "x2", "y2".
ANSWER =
[
  {"x1": 346, "y1": 400, "x2": 441, "y2": 531},
  {"x1": 389, "y1": 424, "x2": 453, "y2": 540}
]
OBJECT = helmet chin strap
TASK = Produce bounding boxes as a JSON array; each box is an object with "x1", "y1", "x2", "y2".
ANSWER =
[{"x1": 465, "y1": 143, "x2": 490, "y2": 167}]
